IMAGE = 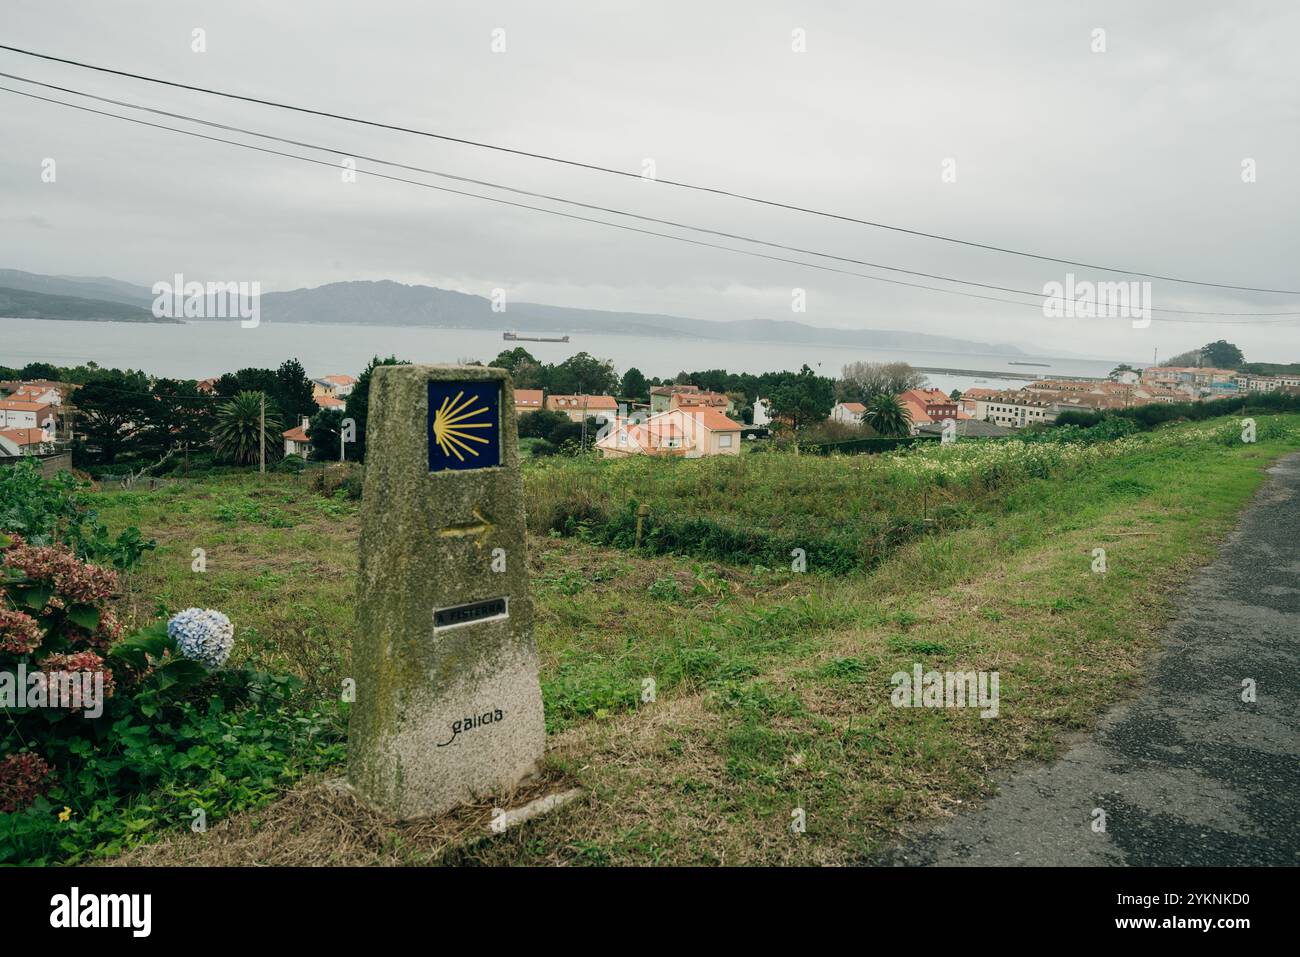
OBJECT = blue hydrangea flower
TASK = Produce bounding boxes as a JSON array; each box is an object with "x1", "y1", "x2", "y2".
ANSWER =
[{"x1": 167, "y1": 608, "x2": 234, "y2": 670}]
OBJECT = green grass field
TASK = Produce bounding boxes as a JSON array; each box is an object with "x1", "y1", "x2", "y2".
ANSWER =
[{"x1": 89, "y1": 414, "x2": 1300, "y2": 865}]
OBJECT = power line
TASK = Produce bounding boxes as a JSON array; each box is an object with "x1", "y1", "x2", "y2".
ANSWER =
[
  {"x1": 9, "y1": 71, "x2": 1296, "y2": 320},
  {"x1": 2, "y1": 83, "x2": 1296, "y2": 327},
  {"x1": 1, "y1": 41, "x2": 1295, "y2": 296}
]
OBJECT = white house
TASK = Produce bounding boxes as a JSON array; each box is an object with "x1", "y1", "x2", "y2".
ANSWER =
[
  {"x1": 7, "y1": 384, "x2": 62, "y2": 407},
  {"x1": 830, "y1": 401, "x2": 867, "y2": 425},
  {"x1": 0, "y1": 399, "x2": 44, "y2": 430},
  {"x1": 283, "y1": 416, "x2": 312, "y2": 457},
  {"x1": 312, "y1": 374, "x2": 357, "y2": 400},
  {"x1": 752, "y1": 397, "x2": 771, "y2": 427},
  {"x1": 1234, "y1": 373, "x2": 1300, "y2": 393},
  {"x1": 595, "y1": 408, "x2": 743, "y2": 459},
  {"x1": 0, "y1": 428, "x2": 53, "y2": 457},
  {"x1": 546, "y1": 394, "x2": 619, "y2": 423},
  {"x1": 971, "y1": 391, "x2": 1057, "y2": 429}
]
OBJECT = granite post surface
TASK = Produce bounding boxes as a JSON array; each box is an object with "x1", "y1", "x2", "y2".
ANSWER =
[{"x1": 348, "y1": 364, "x2": 545, "y2": 819}]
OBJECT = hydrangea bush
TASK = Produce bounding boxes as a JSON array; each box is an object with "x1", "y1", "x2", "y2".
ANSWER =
[
  {"x1": 1, "y1": 532, "x2": 224, "y2": 817},
  {"x1": 0, "y1": 753, "x2": 55, "y2": 814},
  {"x1": 1, "y1": 464, "x2": 342, "y2": 866}
]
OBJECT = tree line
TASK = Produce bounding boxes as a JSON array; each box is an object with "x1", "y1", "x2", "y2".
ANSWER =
[{"x1": 3, "y1": 351, "x2": 937, "y2": 473}]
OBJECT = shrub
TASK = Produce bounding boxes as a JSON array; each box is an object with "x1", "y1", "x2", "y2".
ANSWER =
[
  {"x1": 308, "y1": 464, "x2": 364, "y2": 500},
  {"x1": 0, "y1": 474, "x2": 343, "y2": 863},
  {"x1": 276, "y1": 453, "x2": 307, "y2": 473},
  {"x1": 0, "y1": 753, "x2": 55, "y2": 813},
  {"x1": 1, "y1": 533, "x2": 125, "y2": 656},
  {"x1": 798, "y1": 436, "x2": 931, "y2": 456},
  {"x1": 0, "y1": 459, "x2": 154, "y2": 570},
  {"x1": 338, "y1": 472, "x2": 364, "y2": 500},
  {"x1": 1052, "y1": 409, "x2": 1104, "y2": 428},
  {"x1": 0, "y1": 561, "x2": 343, "y2": 862}
]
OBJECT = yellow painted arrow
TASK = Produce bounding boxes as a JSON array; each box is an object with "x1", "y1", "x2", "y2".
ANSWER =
[{"x1": 437, "y1": 505, "x2": 496, "y2": 548}]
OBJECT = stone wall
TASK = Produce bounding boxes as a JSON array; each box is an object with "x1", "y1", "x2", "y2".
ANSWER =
[{"x1": 0, "y1": 452, "x2": 73, "y2": 478}]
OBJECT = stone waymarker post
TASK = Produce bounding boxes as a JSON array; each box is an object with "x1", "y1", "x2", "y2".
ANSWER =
[{"x1": 348, "y1": 364, "x2": 545, "y2": 820}]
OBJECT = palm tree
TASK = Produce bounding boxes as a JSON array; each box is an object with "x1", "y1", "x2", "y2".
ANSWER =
[
  {"x1": 864, "y1": 392, "x2": 912, "y2": 438},
  {"x1": 212, "y1": 391, "x2": 283, "y2": 465}
]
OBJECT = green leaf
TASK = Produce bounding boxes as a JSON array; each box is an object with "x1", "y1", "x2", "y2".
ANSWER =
[
  {"x1": 108, "y1": 622, "x2": 174, "y2": 670},
  {"x1": 156, "y1": 657, "x2": 209, "y2": 690},
  {"x1": 18, "y1": 585, "x2": 52, "y2": 610},
  {"x1": 66, "y1": 604, "x2": 101, "y2": 631}
]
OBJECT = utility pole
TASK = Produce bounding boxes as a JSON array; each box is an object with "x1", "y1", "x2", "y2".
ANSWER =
[{"x1": 259, "y1": 393, "x2": 266, "y2": 475}]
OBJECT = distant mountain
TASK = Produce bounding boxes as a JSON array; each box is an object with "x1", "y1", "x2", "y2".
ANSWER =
[
  {"x1": 257, "y1": 280, "x2": 1025, "y2": 355},
  {"x1": 257, "y1": 280, "x2": 485, "y2": 327},
  {"x1": 0, "y1": 269, "x2": 156, "y2": 308},
  {"x1": 0, "y1": 270, "x2": 1025, "y2": 355},
  {"x1": 0, "y1": 285, "x2": 169, "y2": 323}
]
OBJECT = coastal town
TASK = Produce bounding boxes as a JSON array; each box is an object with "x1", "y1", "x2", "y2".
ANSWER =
[{"x1": 5, "y1": 353, "x2": 1298, "y2": 469}]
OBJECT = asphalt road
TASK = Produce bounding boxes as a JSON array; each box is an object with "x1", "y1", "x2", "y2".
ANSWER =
[{"x1": 877, "y1": 452, "x2": 1300, "y2": 866}]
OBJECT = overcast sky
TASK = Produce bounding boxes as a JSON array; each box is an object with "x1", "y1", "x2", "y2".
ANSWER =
[{"x1": 2, "y1": 0, "x2": 1297, "y2": 363}]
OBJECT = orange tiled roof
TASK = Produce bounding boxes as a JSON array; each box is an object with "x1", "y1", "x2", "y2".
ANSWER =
[
  {"x1": 672, "y1": 392, "x2": 729, "y2": 408},
  {"x1": 649, "y1": 384, "x2": 700, "y2": 396},
  {"x1": 547, "y1": 394, "x2": 618, "y2": 410},
  {"x1": 10, "y1": 385, "x2": 58, "y2": 401},
  {"x1": 899, "y1": 388, "x2": 959, "y2": 424},
  {"x1": 977, "y1": 391, "x2": 1057, "y2": 407},
  {"x1": 0, "y1": 427, "x2": 47, "y2": 446},
  {"x1": 675, "y1": 407, "x2": 742, "y2": 431}
]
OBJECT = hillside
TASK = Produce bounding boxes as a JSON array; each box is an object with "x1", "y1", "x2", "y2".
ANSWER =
[
  {"x1": 0, "y1": 269, "x2": 156, "y2": 308},
  {"x1": 1, "y1": 268, "x2": 1025, "y2": 355},
  {"x1": 0, "y1": 285, "x2": 173, "y2": 323},
  {"x1": 258, "y1": 281, "x2": 1026, "y2": 353}
]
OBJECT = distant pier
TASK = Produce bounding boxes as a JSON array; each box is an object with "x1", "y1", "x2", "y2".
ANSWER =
[
  {"x1": 913, "y1": 366, "x2": 1036, "y2": 381},
  {"x1": 503, "y1": 332, "x2": 570, "y2": 343},
  {"x1": 913, "y1": 365, "x2": 1107, "y2": 383}
]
